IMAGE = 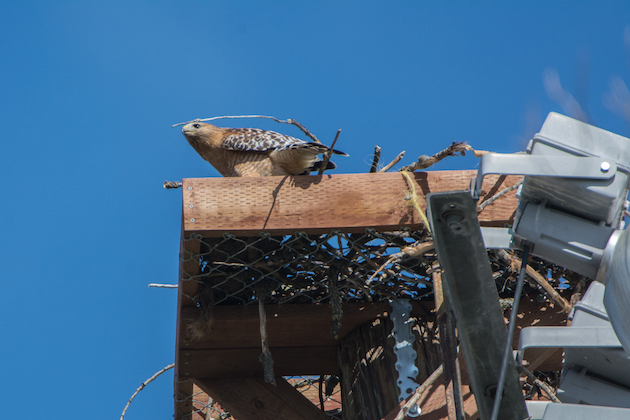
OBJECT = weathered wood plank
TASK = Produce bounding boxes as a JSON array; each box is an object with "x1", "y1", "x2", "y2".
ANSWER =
[
  {"x1": 182, "y1": 171, "x2": 520, "y2": 237},
  {"x1": 181, "y1": 347, "x2": 340, "y2": 378},
  {"x1": 174, "y1": 217, "x2": 201, "y2": 420},
  {"x1": 196, "y1": 377, "x2": 329, "y2": 420},
  {"x1": 178, "y1": 302, "x2": 432, "y2": 350}
]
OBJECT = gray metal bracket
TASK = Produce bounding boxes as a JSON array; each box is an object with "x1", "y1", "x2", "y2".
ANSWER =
[
  {"x1": 517, "y1": 326, "x2": 622, "y2": 364},
  {"x1": 480, "y1": 227, "x2": 514, "y2": 249},
  {"x1": 472, "y1": 153, "x2": 616, "y2": 198},
  {"x1": 540, "y1": 402, "x2": 630, "y2": 420},
  {"x1": 390, "y1": 298, "x2": 421, "y2": 417}
]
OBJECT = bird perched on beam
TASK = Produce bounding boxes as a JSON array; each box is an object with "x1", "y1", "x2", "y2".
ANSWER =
[{"x1": 181, "y1": 121, "x2": 348, "y2": 177}]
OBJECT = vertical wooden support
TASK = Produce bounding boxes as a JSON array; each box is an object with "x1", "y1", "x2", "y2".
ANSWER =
[
  {"x1": 338, "y1": 317, "x2": 399, "y2": 420},
  {"x1": 175, "y1": 218, "x2": 201, "y2": 420},
  {"x1": 433, "y1": 269, "x2": 467, "y2": 420}
]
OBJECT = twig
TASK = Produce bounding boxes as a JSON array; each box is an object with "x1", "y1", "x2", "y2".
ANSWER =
[
  {"x1": 497, "y1": 250, "x2": 572, "y2": 313},
  {"x1": 379, "y1": 151, "x2": 406, "y2": 172},
  {"x1": 366, "y1": 242, "x2": 434, "y2": 285},
  {"x1": 148, "y1": 283, "x2": 178, "y2": 289},
  {"x1": 318, "y1": 129, "x2": 342, "y2": 176},
  {"x1": 477, "y1": 179, "x2": 523, "y2": 212},
  {"x1": 518, "y1": 365, "x2": 561, "y2": 403},
  {"x1": 400, "y1": 142, "x2": 489, "y2": 172},
  {"x1": 394, "y1": 364, "x2": 444, "y2": 420},
  {"x1": 163, "y1": 181, "x2": 183, "y2": 189},
  {"x1": 120, "y1": 363, "x2": 175, "y2": 420},
  {"x1": 172, "y1": 115, "x2": 322, "y2": 144},
  {"x1": 370, "y1": 145, "x2": 382, "y2": 173}
]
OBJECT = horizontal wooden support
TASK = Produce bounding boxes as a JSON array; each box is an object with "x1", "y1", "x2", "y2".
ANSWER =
[
  {"x1": 179, "y1": 302, "x2": 431, "y2": 350},
  {"x1": 181, "y1": 346, "x2": 339, "y2": 378},
  {"x1": 177, "y1": 302, "x2": 433, "y2": 378},
  {"x1": 182, "y1": 171, "x2": 520, "y2": 237}
]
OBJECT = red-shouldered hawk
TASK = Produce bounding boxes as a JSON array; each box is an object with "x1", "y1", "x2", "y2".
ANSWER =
[{"x1": 181, "y1": 122, "x2": 348, "y2": 177}]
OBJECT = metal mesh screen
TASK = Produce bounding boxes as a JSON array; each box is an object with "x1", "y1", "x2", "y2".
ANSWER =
[
  {"x1": 181, "y1": 228, "x2": 434, "y2": 308},
  {"x1": 176, "y1": 228, "x2": 584, "y2": 419}
]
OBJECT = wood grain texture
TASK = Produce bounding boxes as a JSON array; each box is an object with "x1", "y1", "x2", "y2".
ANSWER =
[
  {"x1": 178, "y1": 302, "x2": 432, "y2": 350},
  {"x1": 182, "y1": 171, "x2": 521, "y2": 237},
  {"x1": 174, "y1": 218, "x2": 201, "y2": 420},
  {"x1": 196, "y1": 377, "x2": 329, "y2": 420},
  {"x1": 181, "y1": 347, "x2": 339, "y2": 378}
]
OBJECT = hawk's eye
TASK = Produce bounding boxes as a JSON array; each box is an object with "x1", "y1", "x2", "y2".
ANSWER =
[{"x1": 193, "y1": 123, "x2": 201, "y2": 129}]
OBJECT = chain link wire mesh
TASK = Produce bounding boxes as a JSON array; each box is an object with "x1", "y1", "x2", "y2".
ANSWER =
[
  {"x1": 177, "y1": 227, "x2": 585, "y2": 419},
  {"x1": 181, "y1": 228, "x2": 585, "y2": 310},
  {"x1": 182, "y1": 228, "x2": 434, "y2": 309}
]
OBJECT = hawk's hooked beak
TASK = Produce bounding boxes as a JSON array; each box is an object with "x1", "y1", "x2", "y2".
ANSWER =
[{"x1": 182, "y1": 123, "x2": 195, "y2": 135}]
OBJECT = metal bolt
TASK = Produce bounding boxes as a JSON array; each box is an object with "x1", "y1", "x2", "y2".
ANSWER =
[
  {"x1": 190, "y1": 219, "x2": 195, "y2": 223},
  {"x1": 408, "y1": 404, "x2": 421, "y2": 417},
  {"x1": 601, "y1": 162, "x2": 611, "y2": 172},
  {"x1": 189, "y1": 204, "x2": 194, "y2": 208},
  {"x1": 188, "y1": 186, "x2": 193, "y2": 190}
]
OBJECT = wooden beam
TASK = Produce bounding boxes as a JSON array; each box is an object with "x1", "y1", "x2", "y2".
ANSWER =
[
  {"x1": 178, "y1": 302, "x2": 431, "y2": 350},
  {"x1": 174, "y1": 217, "x2": 201, "y2": 420},
  {"x1": 176, "y1": 302, "x2": 433, "y2": 378},
  {"x1": 181, "y1": 346, "x2": 339, "y2": 378},
  {"x1": 182, "y1": 171, "x2": 520, "y2": 237},
  {"x1": 196, "y1": 377, "x2": 329, "y2": 420}
]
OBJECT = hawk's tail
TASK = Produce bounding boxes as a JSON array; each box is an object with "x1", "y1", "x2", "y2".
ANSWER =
[{"x1": 307, "y1": 159, "x2": 338, "y2": 174}]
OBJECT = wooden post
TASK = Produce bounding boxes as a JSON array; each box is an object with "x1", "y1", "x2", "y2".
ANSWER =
[
  {"x1": 433, "y1": 269, "x2": 467, "y2": 420},
  {"x1": 174, "y1": 217, "x2": 201, "y2": 420}
]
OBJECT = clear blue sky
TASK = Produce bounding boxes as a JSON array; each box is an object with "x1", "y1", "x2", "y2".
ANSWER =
[{"x1": 1, "y1": 2, "x2": 630, "y2": 419}]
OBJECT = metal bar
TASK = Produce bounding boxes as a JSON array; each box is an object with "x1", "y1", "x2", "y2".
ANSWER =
[
  {"x1": 473, "y1": 154, "x2": 614, "y2": 197},
  {"x1": 491, "y1": 244, "x2": 530, "y2": 420},
  {"x1": 517, "y1": 326, "x2": 622, "y2": 363},
  {"x1": 427, "y1": 190, "x2": 528, "y2": 420}
]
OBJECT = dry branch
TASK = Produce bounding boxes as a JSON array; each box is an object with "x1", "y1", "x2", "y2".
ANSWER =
[
  {"x1": 497, "y1": 250, "x2": 572, "y2": 313},
  {"x1": 367, "y1": 242, "x2": 434, "y2": 285},
  {"x1": 148, "y1": 283, "x2": 178, "y2": 289},
  {"x1": 120, "y1": 363, "x2": 175, "y2": 420},
  {"x1": 518, "y1": 365, "x2": 561, "y2": 403},
  {"x1": 477, "y1": 179, "x2": 523, "y2": 212},
  {"x1": 379, "y1": 150, "x2": 406, "y2": 172},
  {"x1": 400, "y1": 142, "x2": 488, "y2": 172},
  {"x1": 164, "y1": 181, "x2": 183, "y2": 189},
  {"x1": 370, "y1": 145, "x2": 382, "y2": 173},
  {"x1": 318, "y1": 129, "x2": 342, "y2": 176}
]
